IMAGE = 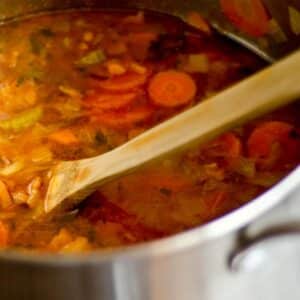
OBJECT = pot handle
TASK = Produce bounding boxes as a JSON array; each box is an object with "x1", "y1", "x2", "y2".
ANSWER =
[{"x1": 230, "y1": 226, "x2": 300, "y2": 272}]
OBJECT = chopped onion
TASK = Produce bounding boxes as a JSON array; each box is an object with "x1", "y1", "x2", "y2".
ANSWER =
[{"x1": 0, "y1": 160, "x2": 24, "y2": 177}]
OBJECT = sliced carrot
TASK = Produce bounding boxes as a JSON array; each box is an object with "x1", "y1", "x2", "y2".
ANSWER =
[
  {"x1": 220, "y1": 0, "x2": 270, "y2": 37},
  {"x1": 247, "y1": 121, "x2": 300, "y2": 166},
  {"x1": 84, "y1": 92, "x2": 138, "y2": 111},
  {"x1": 0, "y1": 221, "x2": 9, "y2": 248},
  {"x1": 148, "y1": 70, "x2": 197, "y2": 107},
  {"x1": 95, "y1": 72, "x2": 148, "y2": 92},
  {"x1": 48, "y1": 129, "x2": 79, "y2": 145},
  {"x1": 186, "y1": 11, "x2": 211, "y2": 34},
  {"x1": 90, "y1": 105, "x2": 153, "y2": 128}
]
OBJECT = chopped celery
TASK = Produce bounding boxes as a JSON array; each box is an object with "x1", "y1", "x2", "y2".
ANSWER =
[
  {"x1": 187, "y1": 54, "x2": 209, "y2": 73},
  {"x1": 76, "y1": 49, "x2": 106, "y2": 66},
  {"x1": 289, "y1": 6, "x2": 300, "y2": 35},
  {"x1": 0, "y1": 106, "x2": 43, "y2": 132}
]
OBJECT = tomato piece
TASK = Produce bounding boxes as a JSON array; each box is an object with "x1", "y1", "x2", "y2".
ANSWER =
[
  {"x1": 220, "y1": 0, "x2": 270, "y2": 37},
  {"x1": 247, "y1": 121, "x2": 300, "y2": 168}
]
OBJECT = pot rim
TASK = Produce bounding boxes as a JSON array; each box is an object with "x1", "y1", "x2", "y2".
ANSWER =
[{"x1": 1, "y1": 167, "x2": 299, "y2": 266}]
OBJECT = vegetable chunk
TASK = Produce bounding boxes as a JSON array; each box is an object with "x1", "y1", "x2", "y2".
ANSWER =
[{"x1": 148, "y1": 70, "x2": 197, "y2": 107}]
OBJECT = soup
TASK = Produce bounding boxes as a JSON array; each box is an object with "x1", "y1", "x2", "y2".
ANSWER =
[{"x1": 0, "y1": 11, "x2": 298, "y2": 253}]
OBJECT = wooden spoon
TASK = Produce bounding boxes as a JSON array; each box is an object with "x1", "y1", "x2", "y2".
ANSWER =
[{"x1": 45, "y1": 49, "x2": 300, "y2": 214}]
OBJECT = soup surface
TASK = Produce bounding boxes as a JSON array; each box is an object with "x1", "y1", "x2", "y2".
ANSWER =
[{"x1": 0, "y1": 10, "x2": 299, "y2": 253}]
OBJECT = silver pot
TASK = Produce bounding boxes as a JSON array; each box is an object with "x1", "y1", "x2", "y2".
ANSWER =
[{"x1": 1, "y1": 1, "x2": 300, "y2": 300}]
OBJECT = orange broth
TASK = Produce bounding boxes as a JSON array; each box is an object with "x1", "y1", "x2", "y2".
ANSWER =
[{"x1": 0, "y1": 11, "x2": 298, "y2": 252}]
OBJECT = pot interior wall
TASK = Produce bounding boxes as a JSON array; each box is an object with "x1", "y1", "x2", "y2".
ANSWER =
[{"x1": 0, "y1": 0, "x2": 217, "y2": 22}]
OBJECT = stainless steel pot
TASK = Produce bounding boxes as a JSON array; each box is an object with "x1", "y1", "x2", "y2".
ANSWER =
[{"x1": 1, "y1": 1, "x2": 300, "y2": 300}]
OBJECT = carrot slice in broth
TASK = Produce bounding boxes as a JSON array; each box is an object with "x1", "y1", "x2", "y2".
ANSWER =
[{"x1": 148, "y1": 70, "x2": 197, "y2": 107}]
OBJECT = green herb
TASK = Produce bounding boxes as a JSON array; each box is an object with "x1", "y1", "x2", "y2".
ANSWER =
[
  {"x1": 160, "y1": 188, "x2": 172, "y2": 196},
  {"x1": 76, "y1": 49, "x2": 106, "y2": 66},
  {"x1": 38, "y1": 28, "x2": 55, "y2": 37},
  {"x1": 0, "y1": 106, "x2": 43, "y2": 132}
]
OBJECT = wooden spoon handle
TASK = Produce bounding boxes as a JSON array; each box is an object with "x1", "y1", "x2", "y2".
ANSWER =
[
  {"x1": 45, "y1": 50, "x2": 300, "y2": 213},
  {"x1": 87, "y1": 50, "x2": 300, "y2": 179}
]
